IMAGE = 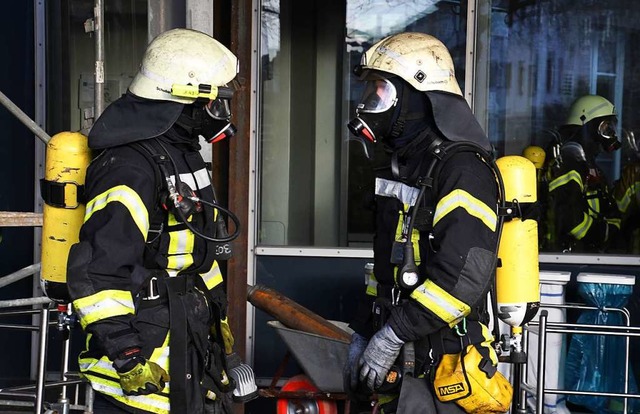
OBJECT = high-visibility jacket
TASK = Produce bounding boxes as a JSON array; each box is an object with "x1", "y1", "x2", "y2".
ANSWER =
[
  {"x1": 547, "y1": 142, "x2": 620, "y2": 252},
  {"x1": 350, "y1": 148, "x2": 499, "y2": 358},
  {"x1": 67, "y1": 134, "x2": 228, "y2": 414},
  {"x1": 613, "y1": 161, "x2": 640, "y2": 254}
]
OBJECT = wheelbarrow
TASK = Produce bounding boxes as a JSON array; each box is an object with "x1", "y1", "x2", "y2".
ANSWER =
[
  {"x1": 265, "y1": 320, "x2": 353, "y2": 414},
  {"x1": 247, "y1": 284, "x2": 374, "y2": 413}
]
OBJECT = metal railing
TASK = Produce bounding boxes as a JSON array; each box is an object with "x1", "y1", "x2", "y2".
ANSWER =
[
  {"x1": 522, "y1": 303, "x2": 640, "y2": 414},
  {"x1": 0, "y1": 265, "x2": 93, "y2": 413}
]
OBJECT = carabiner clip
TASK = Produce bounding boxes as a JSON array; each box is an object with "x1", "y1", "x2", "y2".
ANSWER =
[
  {"x1": 454, "y1": 317, "x2": 467, "y2": 337},
  {"x1": 392, "y1": 286, "x2": 402, "y2": 306}
]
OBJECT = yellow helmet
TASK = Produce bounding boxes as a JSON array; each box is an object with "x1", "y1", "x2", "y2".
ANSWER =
[
  {"x1": 129, "y1": 28, "x2": 238, "y2": 104},
  {"x1": 358, "y1": 32, "x2": 462, "y2": 96},
  {"x1": 522, "y1": 145, "x2": 546, "y2": 169},
  {"x1": 565, "y1": 95, "x2": 616, "y2": 126}
]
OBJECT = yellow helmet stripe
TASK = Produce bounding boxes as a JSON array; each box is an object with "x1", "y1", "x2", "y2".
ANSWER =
[
  {"x1": 549, "y1": 170, "x2": 583, "y2": 192},
  {"x1": 84, "y1": 185, "x2": 149, "y2": 241},
  {"x1": 410, "y1": 279, "x2": 471, "y2": 327},
  {"x1": 73, "y1": 289, "x2": 134, "y2": 329},
  {"x1": 433, "y1": 189, "x2": 497, "y2": 231}
]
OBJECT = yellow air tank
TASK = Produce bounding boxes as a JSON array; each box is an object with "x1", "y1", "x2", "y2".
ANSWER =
[
  {"x1": 495, "y1": 155, "x2": 540, "y2": 328},
  {"x1": 40, "y1": 132, "x2": 91, "y2": 302}
]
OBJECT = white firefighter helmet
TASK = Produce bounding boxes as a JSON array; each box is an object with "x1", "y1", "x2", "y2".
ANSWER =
[
  {"x1": 359, "y1": 32, "x2": 462, "y2": 96},
  {"x1": 129, "y1": 28, "x2": 238, "y2": 104},
  {"x1": 565, "y1": 94, "x2": 616, "y2": 126}
]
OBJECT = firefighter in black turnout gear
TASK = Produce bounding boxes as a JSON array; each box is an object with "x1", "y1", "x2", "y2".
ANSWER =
[
  {"x1": 547, "y1": 94, "x2": 621, "y2": 252},
  {"x1": 66, "y1": 29, "x2": 248, "y2": 413},
  {"x1": 344, "y1": 32, "x2": 502, "y2": 413}
]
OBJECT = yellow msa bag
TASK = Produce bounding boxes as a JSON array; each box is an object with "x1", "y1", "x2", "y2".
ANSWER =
[{"x1": 433, "y1": 344, "x2": 512, "y2": 413}]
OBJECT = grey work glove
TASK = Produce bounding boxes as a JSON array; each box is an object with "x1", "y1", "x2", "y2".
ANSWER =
[
  {"x1": 343, "y1": 332, "x2": 369, "y2": 394},
  {"x1": 358, "y1": 324, "x2": 404, "y2": 390}
]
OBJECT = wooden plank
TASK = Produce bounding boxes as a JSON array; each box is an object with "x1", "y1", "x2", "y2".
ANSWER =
[{"x1": 0, "y1": 212, "x2": 43, "y2": 227}]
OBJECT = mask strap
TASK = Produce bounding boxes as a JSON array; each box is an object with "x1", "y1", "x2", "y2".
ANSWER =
[{"x1": 389, "y1": 83, "x2": 410, "y2": 139}]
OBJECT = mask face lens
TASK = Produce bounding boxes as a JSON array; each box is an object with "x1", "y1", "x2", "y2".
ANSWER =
[
  {"x1": 627, "y1": 130, "x2": 639, "y2": 153},
  {"x1": 206, "y1": 98, "x2": 231, "y2": 120},
  {"x1": 356, "y1": 78, "x2": 397, "y2": 114},
  {"x1": 598, "y1": 119, "x2": 618, "y2": 139}
]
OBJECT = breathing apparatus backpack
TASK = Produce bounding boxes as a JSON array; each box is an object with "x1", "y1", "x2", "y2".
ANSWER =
[
  {"x1": 392, "y1": 141, "x2": 540, "y2": 336},
  {"x1": 40, "y1": 132, "x2": 91, "y2": 303},
  {"x1": 382, "y1": 140, "x2": 539, "y2": 406},
  {"x1": 39, "y1": 133, "x2": 239, "y2": 303}
]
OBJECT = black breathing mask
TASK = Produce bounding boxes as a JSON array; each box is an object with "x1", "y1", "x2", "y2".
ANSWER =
[
  {"x1": 348, "y1": 73, "x2": 401, "y2": 158},
  {"x1": 177, "y1": 98, "x2": 237, "y2": 144}
]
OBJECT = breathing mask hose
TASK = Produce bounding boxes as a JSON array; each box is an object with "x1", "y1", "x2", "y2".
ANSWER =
[{"x1": 156, "y1": 141, "x2": 241, "y2": 243}]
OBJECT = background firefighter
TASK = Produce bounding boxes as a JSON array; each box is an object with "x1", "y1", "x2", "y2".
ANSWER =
[
  {"x1": 66, "y1": 28, "x2": 249, "y2": 413},
  {"x1": 613, "y1": 130, "x2": 640, "y2": 254},
  {"x1": 344, "y1": 32, "x2": 504, "y2": 413},
  {"x1": 546, "y1": 94, "x2": 622, "y2": 253}
]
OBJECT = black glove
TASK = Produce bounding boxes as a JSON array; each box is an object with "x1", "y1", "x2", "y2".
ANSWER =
[
  {"x1": 343, "y1": 332, "x2": 368, "y2": 396},
  {"x1": 112, "y1": 348, "x2": 169, "y2": 396}
]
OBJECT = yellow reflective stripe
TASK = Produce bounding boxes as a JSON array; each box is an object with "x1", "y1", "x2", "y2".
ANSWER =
[
  {"x1": 150, "y1": 334, "x2": 170, "y2": 371},
  {"x1": 607, "y1": 217, "x2": 622, "y2": 229},
  {"x1": 73, "y1": 290, "x2": 134, "y2": 329},
  {"x1": 366, "y1": 272, "x2": 378, "y2": 297},
  {"x1": 80, "y1": 337, "x2": 171, "y2": 413},
  {"x1": 586, "y1": 190, "x2": 600, "y2": 213},
  {"x1": 168, "y1": 228, "x2": 195, "y2": 254},
  {"x1": 433, "y1": 189, "x2": 497, "y2": 231},
  {"x1": 84, "y1": 185, "x2": 149, "y2": 241},
  {"x1": 616, "y1": 182, "x2": 639, "y2": 213},
  {"x1": 410, "y1": 279, "x2": 470, "y2": 327},
  {"x1": 410, "y1": 227, "x2": 420, "y2": 265},
  {"x1": 549, "y1": 170, "x2": 583, "y2": 192},
  {"x1": 200, "y1": 261, "x2": 224, "y2": 290},
  {"x1": 168, "y1": 211, "x2": 194, "y2": 225},
  {"x1": 166, "y1": 214, "x2": 195, "y2": 270},
  {"x1": 168, "y1": 212, "x2": 180, "y2": 226},
  {"x1": 394, "y1": 208, "x2": 404, "y2": 239},
  {"x1": 84, "y1": 373, "x2": 170, "y2": 413},
  {"x1": 167, "y1": 253, "x2": 194, "y2": 270},
  {"x1": 78, "y1": 357, "x2": 119, "y2": 380},
  {"x1": 569, "y1": 213, "x2": 593, "y2": 240}
]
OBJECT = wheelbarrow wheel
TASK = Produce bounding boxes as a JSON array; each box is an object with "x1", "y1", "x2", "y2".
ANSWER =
[{"x1": 276, "y1": 374, "x2": 338, "y2": 414}]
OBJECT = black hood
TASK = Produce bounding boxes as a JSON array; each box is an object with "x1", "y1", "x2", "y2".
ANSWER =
[
  {"x1": 88, "y1": 91, "x2": 184, "y2": 149},
  {"x1": 426, "y1": 91, "x2": 491, "y2": 152}
]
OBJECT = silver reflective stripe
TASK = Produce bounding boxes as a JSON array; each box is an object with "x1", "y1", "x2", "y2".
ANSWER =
[
  {"x1": 169, "y1": 167, "x2": 211, "y2": 191},
  {"x1": 375, "y1": 178, "x2": 419, "y2": 206}
]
